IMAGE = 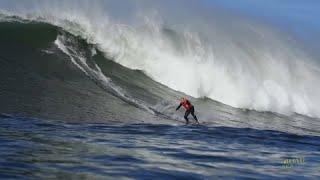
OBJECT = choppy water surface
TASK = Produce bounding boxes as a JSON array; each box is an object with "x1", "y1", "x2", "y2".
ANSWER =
[
  {"x1": 1, "y1": 0, "x2": 320, "y2": 179},
  {"x1": 1, "y1": 116, "x2": 319, "y2": 179}
]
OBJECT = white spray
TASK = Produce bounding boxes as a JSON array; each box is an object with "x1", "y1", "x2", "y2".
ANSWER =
[{"x1": 1, "y1": 0, "x2": 320, "y2": 118}]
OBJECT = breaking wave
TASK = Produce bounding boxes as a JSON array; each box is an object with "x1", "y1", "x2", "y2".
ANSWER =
[{"x1": 1, "y1": 0, "x2": 320, "y2": 118}]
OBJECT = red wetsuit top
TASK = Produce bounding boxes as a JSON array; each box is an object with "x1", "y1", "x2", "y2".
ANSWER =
[{"x1": 180, "y1": 99, "x2": 193, "y2": 110}]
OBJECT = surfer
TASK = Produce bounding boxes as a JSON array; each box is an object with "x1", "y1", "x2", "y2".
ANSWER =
[{"x1": 176, "y1": 98, "x2": 199, "y2": 124}]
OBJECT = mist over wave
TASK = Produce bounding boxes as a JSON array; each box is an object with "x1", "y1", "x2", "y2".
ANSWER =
[{"x1": 1, "y1": 0, "x2": 320, "y2": 118}]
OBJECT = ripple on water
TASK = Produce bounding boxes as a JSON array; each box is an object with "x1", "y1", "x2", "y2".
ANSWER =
[{"x1": 0, "y1": 117, "x2": 319, "y2": 179}]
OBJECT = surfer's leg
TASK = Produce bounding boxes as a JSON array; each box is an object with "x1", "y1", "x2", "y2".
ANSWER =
[
  {"x1": 191, "y1": 107, "x2": 199, "y2": 123},
  {"x1": 184, "y1": 110, "x2": 190, "y2": 124}
]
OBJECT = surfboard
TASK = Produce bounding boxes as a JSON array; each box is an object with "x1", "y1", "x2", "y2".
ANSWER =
[{"x1": 149, "y1": 107, "x2": 207, "y2": 125}]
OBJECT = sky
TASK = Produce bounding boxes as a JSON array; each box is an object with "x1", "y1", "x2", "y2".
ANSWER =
[
  {"x1": 202, "y1": 0, "x2": 320, "y2": 52},
  {"x1": 203, "y1": 0, "x2": 320, "y2": 27},
  {"x1": 146, "y1": 0, "x2": 320, "y2": 47}
]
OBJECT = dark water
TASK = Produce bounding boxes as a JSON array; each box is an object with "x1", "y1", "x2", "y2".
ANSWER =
[
  {"x1": 1, "y1": 115, "x2": 319, "y2": 179},
  {"x1": 0, "y1": 16, "x2": 320, "y2": 179}
]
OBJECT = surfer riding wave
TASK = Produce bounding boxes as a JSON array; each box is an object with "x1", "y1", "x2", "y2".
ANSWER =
[{"x1": 176, "y1": 98, "x2": 199, "y2": 124}]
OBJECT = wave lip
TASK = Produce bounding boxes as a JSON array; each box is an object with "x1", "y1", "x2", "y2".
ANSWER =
[
  {"x1": 1, "y1": 4, "x2": 320, "y2": 119},
  {"x1": 42, "y1": 10, "x2": 320, "y2": 118},
  {"x1": 1, "y1": 15, "x2": 320, "y2": 136},
  {"x1": 54, "y1": 32, "x2": 156, "y2": 114}
]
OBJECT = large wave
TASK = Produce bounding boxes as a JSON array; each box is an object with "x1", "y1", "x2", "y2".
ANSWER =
[{"x1": 1, "y1": 0, "x2": 320, "y2": 118}]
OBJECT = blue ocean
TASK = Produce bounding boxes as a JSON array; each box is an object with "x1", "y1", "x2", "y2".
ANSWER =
[{"x1": 0, "y1": 0, "x2": 319, "y2": 179}]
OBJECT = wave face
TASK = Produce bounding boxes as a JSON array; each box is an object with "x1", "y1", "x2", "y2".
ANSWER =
[
  {"x1": 0, "y1": 19, "x2": 166, "y2": 123},
  {"x1": 1, "y1": 0, "x2": 319, "y2": 118},
  {"x1": 1, "y1": 2, "x2": 320, "y2": 178},
  {"x1": 0, "y1": 1, "x2": 320, "y2": 136}
]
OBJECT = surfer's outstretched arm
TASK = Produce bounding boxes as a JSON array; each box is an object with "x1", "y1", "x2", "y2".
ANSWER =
[{"x1": 176, "y1": 103, "x2": 182, "y2": 111}]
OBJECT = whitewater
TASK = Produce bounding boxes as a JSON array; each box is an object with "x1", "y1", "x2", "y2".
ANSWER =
[
  {"x1": 1, "y1": 1, "x2": 320, "y2": 179},
  {"x1": 1, "y1": 0, "x2": 320, "y2": 118}
]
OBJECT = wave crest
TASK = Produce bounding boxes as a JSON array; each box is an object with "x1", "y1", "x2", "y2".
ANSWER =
[{"x1": 1, "y1": 7, "x2": 320, "y2": 118}]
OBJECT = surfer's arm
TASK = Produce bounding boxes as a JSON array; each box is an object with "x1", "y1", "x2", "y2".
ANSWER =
[{"x1": 176, "y1": 103, "x2": 182, "y2": 111}]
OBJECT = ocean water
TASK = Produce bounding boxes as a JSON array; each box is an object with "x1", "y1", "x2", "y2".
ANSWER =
[
  {"x1": 0, "y1": 0, "x2": 320, "y2": 179},
  {"x1": 1, "y1": 115, "x2": 319, "y2": 179}
]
